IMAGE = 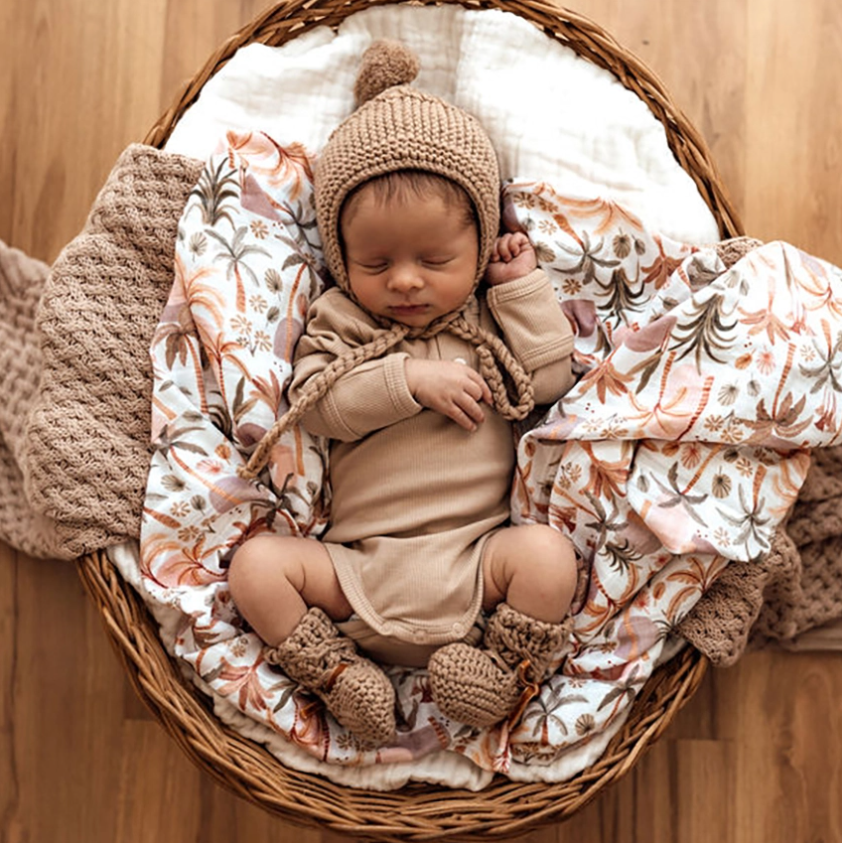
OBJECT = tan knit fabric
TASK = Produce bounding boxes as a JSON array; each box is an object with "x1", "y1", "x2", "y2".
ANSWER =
[
  {"x1": 352, "y1": 38, "x2": 420, "y2": 106},
  {"x1": 428, "y1": 604, "x2": 574, "y2": 727},
  {"x1": 755, "y1": 447, "x2": 842, "y2": 643},
  {"x1": 0, "y1": 145, "x2": 202, "y2": 559},
  {"x1": 713, "y1": 236, "x2": 764, "y2": 269},
  {"x1": 677, "y1": 530, "x2": 798, "y2": 666},
  {"x1": 265, "y1": 607, "x2": 397, "y2": 747},
  {"x1": 0, "y1": 243, "x2": 72, "y2": 558}
]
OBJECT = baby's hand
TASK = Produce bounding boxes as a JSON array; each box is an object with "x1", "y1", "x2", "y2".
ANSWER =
[
  {"x1": 405, "y1": 358, "x2": 492, "y2": 432},
  {"x1": 484, "y1": 232, "x2": 538, "y2": 287}
]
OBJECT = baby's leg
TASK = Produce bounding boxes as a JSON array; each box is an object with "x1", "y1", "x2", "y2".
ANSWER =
[
  {"x1": 481, "y1": 523, "x2": 578, "y2": 622},
  {"x1": 428, "y1": 524, "x2": 578, "y2": 728},
  {"x1": 228, "y1": 535, "x2": 352, "y2": 646},
  {"x1": 230, "y1": 535, "x2": 395, "y2": 746}
]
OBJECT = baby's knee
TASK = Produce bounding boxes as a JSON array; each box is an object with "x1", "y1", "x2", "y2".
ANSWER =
[
  {"x1": 229, "y1": 536, "x2": 298, "y2": 600},
  {"x1": 485, "y1": 524, "x2": 577, "y2": 600},
  {"x1": 520, "y1": 524, "x2": 575, "y2": 563},
  {"x1": 515, "y1": 525, "x2": 578, "y2": 589}
]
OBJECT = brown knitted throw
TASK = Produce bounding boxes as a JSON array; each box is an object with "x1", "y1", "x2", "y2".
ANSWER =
[
  {"x1": 0, "y1": 243, "x2": 71, "y2": 558},
  {"x1": 679, "y1": 446, "x2": 842, "y2": 663},
  {"x1": 0, "y1": 144, "x2": 202, "y2": 559}
]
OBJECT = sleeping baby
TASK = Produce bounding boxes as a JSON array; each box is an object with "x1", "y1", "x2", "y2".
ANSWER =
[{"x1": 230, "y1": 40, "x2": 579, "y2": 746}]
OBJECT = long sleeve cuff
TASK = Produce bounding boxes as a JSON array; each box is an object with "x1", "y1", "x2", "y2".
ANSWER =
[
  {"x1": 306, "y1": 352, "x2": 422, "y2": 441},
  {"x1": 486, "y1": 269, "x2": 574, "y2": 371}
]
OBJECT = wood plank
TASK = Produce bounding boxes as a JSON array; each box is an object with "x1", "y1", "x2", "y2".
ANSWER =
[{"x1": 743, "y1": 0, "x2": 842, "y2": 261}]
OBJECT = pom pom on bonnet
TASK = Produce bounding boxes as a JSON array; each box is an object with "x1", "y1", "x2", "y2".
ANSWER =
[
  {"x1": 352, "y1": 38, "x2": 421, "y2": 104},
  {"x1": 315, "y1": 39, "x2": 501, "y2": 299}
]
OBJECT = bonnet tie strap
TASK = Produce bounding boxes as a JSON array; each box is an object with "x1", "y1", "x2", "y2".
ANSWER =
[{"x1": 446, "y1": 315, "x2": 534, "y2": 422}]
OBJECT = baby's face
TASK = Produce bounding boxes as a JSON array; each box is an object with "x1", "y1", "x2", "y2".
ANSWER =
[{"x1": 341, "y1": 185, "x2": 479, "y2": 329}]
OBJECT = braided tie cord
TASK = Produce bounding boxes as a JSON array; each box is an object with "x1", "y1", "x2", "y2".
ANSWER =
[
  {"x1": 447, "y1": 315, "x2": 535, "y2": 422},
  {"x1": 238, "y1": 306, "x2": 535, "y2": 481}
]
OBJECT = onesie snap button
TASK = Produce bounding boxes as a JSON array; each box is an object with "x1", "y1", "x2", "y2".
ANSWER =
[{"x1": 451, "y1": 622, "x2": 464, "y2": 635}]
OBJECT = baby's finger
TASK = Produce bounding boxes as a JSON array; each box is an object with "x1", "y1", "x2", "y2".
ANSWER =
[
  {"x1": 511, "y1": 232, "x2": 531, "y2": 255},
  {"x1": 467, "y1": 370, "x2": 493, "y2": 404},
  {"x1": 459, "y1": 392, "x2": 486, "y2": 424},
  {"x1": 495, "y1": 236, "x2": 514, "y2": 263},
  {"x1": 510, "y1": 231, "x2": 529, "y2": 249},
  {"x1": 447, "y1": 402, "x2": 481, "y2": 432}
]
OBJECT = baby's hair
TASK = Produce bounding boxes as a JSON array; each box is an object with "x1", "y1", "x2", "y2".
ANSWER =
[{"x1": 340, "y1": 170, "x2": 478, "y2": 232}]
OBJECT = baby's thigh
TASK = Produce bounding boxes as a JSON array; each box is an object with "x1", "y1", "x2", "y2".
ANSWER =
[
  {"x1": 481, "y1": 524, "x2": 577, "y2": 608},
  {"x1": 229, "y1": 534, "x2": 349, "y2": 616}
]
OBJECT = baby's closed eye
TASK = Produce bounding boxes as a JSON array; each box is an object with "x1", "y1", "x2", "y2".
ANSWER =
[
  {"x1": 421, "y1": 255, "x2": 455, "y2": 267},
  {"x1": 354, "y1": 260, "x2": 390, "y2": 273}
]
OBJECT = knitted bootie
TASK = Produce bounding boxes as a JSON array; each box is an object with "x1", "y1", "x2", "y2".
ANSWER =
[
  {"x1": 265, "y1": 607, "x2": 396, "y2": 747},
  {"x1": 428, "y1": 603, "x2": 574, "y2": 728}
]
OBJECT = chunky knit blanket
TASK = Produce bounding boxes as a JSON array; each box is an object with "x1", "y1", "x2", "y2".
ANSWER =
[
  {"x1": 0, "y1": 144, "x2": 202, "y2": 559},
  {"x1": 0, "y1": 142, "x2": 840, "y2": 670},
  {"x1": 678, "y1": 446, "x2": 842, "y2": 663}
]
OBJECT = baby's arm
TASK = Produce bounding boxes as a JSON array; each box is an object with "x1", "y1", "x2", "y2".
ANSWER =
[
  {"x1": 484, "y1": 233, "x2": 576, "y2": 404},
  {"x1": 291, "y1": 291, "x2": 422, "y2": 441},
  {"x1": 295, "y1": 290, "x2": 494, "y2": 436}
]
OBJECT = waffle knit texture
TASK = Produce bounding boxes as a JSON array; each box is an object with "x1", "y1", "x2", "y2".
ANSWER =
[
  {"x1": 265, "y1": 607, "x2": 396, "y2": 746},
  {"x1": 428, "y1": 603, "x2": 574, "y2": 727},
  {"x1": 713, "y1": 236, "x2": 765, "y2": 269},
  {"x1": 0, "y1": 144, "x2": 202, "y2": 559},
  {"x1": 0, "y1": 243, "x2": 67, "y2": 558}
]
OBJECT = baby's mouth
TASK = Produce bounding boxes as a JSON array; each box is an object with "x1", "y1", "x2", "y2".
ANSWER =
[{"x1": 389, "y1": 303, "x2": 429, "y2": 315}]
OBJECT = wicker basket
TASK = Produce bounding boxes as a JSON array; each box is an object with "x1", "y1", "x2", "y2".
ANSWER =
[{"x1": 77, "y1": 1, "x2": 742, "y2": 838}]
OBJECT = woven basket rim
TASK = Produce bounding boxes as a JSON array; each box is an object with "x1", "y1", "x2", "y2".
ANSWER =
[
  {"x1": 78, "y1": 547, "x2": 707, "y2": 840},
  {"x1": 81, "y1": 0, "x2": 725, "y2": 837}
]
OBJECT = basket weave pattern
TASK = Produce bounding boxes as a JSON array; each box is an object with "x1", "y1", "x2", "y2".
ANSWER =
[{"x1": 78, "y1": 0, "x2": 741, "y2": 837}]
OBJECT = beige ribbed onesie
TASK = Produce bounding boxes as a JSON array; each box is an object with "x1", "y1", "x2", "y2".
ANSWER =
[{"x1": 291, "y1": 268, "x2": 575, "y2": 665}]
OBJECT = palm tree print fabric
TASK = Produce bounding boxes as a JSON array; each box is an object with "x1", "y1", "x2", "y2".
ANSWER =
[{"x1": 140, "y1": 132, "x2": 842, "y2": 786}]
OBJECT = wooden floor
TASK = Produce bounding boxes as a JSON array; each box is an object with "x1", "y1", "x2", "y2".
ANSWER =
[{"x1": 2, "y1": 0, "x2": 842, "y2": 841}]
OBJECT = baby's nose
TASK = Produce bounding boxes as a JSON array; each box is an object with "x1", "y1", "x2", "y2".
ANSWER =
[{"x1": 388, "y1": 265, "x2": 424, "y2": 291}]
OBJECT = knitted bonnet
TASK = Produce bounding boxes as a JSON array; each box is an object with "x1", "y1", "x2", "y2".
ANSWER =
[
  {"x1": 239, "y1": 41, "x2": 534, "y2": 481},
  {"x1": 315, "y1": 39, "x2": 501, "y2": 295}
]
